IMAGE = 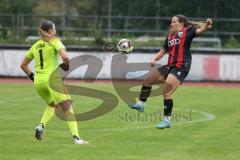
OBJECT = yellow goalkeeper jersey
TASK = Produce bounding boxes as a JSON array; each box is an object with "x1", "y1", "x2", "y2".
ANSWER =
[{"x1": 26, "y1": 38, "x2": 65, "y2": 84}]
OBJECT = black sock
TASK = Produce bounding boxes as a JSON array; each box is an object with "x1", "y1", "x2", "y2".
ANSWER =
[
  {"x1": 164, "y1": 99, "x2": 173, "y2": 116},
  {"x1": 139, "y1": 85, "x2": 152, "y2": 102}
]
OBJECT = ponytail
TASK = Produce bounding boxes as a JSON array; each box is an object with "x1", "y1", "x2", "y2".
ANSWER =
[
  {"x1": 38, "y1": 20, "x2": 55, "y2": 41},
  {"x1": 188, "y1": 20, "x2": 212, "y2": 29}
]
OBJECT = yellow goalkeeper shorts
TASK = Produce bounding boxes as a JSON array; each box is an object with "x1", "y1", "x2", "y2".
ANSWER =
[{"x1": 34, "y1": 83, "x2": 71, "y2": 105}]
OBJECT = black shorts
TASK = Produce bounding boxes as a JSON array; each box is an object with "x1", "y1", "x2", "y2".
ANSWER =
[{"x1": 157, "y1": 65, "x2": 189, "y2": 83}]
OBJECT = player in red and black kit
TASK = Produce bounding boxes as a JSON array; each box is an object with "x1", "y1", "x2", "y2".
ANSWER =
[{"x1": 129, "y1": 14, "x2": 213, "y2": 129}]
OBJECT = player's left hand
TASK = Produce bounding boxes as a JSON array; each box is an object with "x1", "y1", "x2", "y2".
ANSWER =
[
  {"x1": 59, "y1": 63, "x2": 69, "y2": 71},
  {"x1": 206, "y1": 18, "x2": 213, "y2": 28}
]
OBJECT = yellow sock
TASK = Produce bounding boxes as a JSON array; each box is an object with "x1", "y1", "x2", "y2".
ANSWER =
[
  {"x1": 40, "y1": 106, "x2": 55, "y2": 126},
  {"x1": 65, "y1": 107, "x2": 79, "y2": 137}
]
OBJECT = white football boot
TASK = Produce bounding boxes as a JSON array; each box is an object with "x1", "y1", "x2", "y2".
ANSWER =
[
  {"x1": 73, "y1": 135, "x2": 89, "y2": 145},
  {"x1": 35, "y1": 123, "x2": 44, "y2": 140}
]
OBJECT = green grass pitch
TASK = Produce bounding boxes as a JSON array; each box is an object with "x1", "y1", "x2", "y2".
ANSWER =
[{"x1": 0, "y1": 82, "x2": 240, "y2": 160}]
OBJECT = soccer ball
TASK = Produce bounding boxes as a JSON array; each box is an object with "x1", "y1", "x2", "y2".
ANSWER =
[{"x1": 117, "y1": 39, "x2": 133, "y2": 54}]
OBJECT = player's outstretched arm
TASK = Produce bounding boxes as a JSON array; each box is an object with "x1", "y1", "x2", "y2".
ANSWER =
[
  {"x1": 20, "y1": 57, "x2": 34, "y2": 81},
  {"x1": 150, "y1": 48, "x2": 166, "y2": 67},
  {"x1": 195, "y1": 18, "x2": 213, "y2": 36}
]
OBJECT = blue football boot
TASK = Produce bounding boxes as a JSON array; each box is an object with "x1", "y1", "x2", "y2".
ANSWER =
[
  {"x1": 128, "y1": 103, "x2": 144, "y2": 112},
  {"x1": 155, "y1": 120, "x2": 171, "y2": 129}
]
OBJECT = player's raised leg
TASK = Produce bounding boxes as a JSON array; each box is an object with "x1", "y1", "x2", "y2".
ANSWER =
[{"x1": 128, "y1": 66, "x2": 167, "y2": 112}]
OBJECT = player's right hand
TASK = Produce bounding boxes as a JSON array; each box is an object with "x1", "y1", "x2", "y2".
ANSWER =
[
  {"x1": 150, "y1": 60, "x2": 156, "y2": 67},
  {"x1": 28, "y1": 72, "x2": 34, "y2": 82}
]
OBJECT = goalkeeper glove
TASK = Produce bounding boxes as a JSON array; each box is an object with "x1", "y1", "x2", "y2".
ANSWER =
[
  {"x1": 28, "y1": 72, "x2": 34, "y2": 82},
  {"x1": 59, "y1": 63, "x2": 69, "y2": 71}
]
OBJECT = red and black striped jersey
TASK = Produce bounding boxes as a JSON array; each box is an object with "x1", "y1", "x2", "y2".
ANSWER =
[{"x1": 162, "y1": 26, "x2": 196, "y2": 69}]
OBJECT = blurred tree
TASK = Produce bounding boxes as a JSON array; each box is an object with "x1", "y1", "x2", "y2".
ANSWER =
[
  {"x1": 69, "y1": 0, "x2": 108, "y2": 45},
  {"x1": 34, "y1": 0, "x2": 62, "y2": 14},
  {"x1": 0, "y1": 0, "x2": 37, "y2": 39},
  {"x1": 0, "y1": 0, "x2": 240, "y2": 46},
  {"x1": 225, "y1": 36, "x2": 240, "y2": 48},
  {"x1": 0, "y1": 0, "x2": 37, "y2": 13}
]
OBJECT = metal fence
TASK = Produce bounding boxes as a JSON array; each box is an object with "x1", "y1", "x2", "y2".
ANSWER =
[{"x1": 1, "y1": 13, "x2": 240, "y2": 43}]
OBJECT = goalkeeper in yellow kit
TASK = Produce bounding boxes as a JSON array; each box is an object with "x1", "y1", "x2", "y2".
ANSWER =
[{"x1": 20, "y1": 20, "x2": 88, "y2": 144}]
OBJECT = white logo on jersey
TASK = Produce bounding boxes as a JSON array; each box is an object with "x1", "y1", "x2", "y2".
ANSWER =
[
  {"x1": 178, "y1": 32, "x2": 183, "y2": 37},
  {"x1": 168, "y1": 39, "x2": 180, "y2": 47},
  {"x1": 177, "y1": 71, "x2": 181, "y2": 76}
]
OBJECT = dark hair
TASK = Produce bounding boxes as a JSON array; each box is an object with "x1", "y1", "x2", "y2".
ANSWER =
[
  {"x1": 39, "y1": 20, "x2": 54, "y2": 32},
  {"x1": 174, "y1": 14, "x2": 190, "y2": 27}
]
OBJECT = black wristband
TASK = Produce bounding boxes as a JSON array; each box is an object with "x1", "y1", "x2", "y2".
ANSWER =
[
  {"x1": 59, "y1": 63, "x2": 69, "y2": 71},
  {"x1": 28, "y1": 72, "x2": 34, "y2": 81}
]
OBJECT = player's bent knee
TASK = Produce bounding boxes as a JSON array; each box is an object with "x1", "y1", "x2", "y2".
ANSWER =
[
  {"x1": 58, "y1": 99, "x2": 73, "y2": 112},
  {"x1": 163, "y1": 93, "x2": 172, "y2": 99},
  {"x1": 159, "y1": 76, "x2": 166, "y2": 83},
  {"x1": 48, "y1": 101, "x2": 57, "y2": 107},
  {"x1": 143, "y1": 79, "x2": 152, "y2": 86},
  {"x1": 164, "y1": 82, "x2": 173, "y2": 93}
]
